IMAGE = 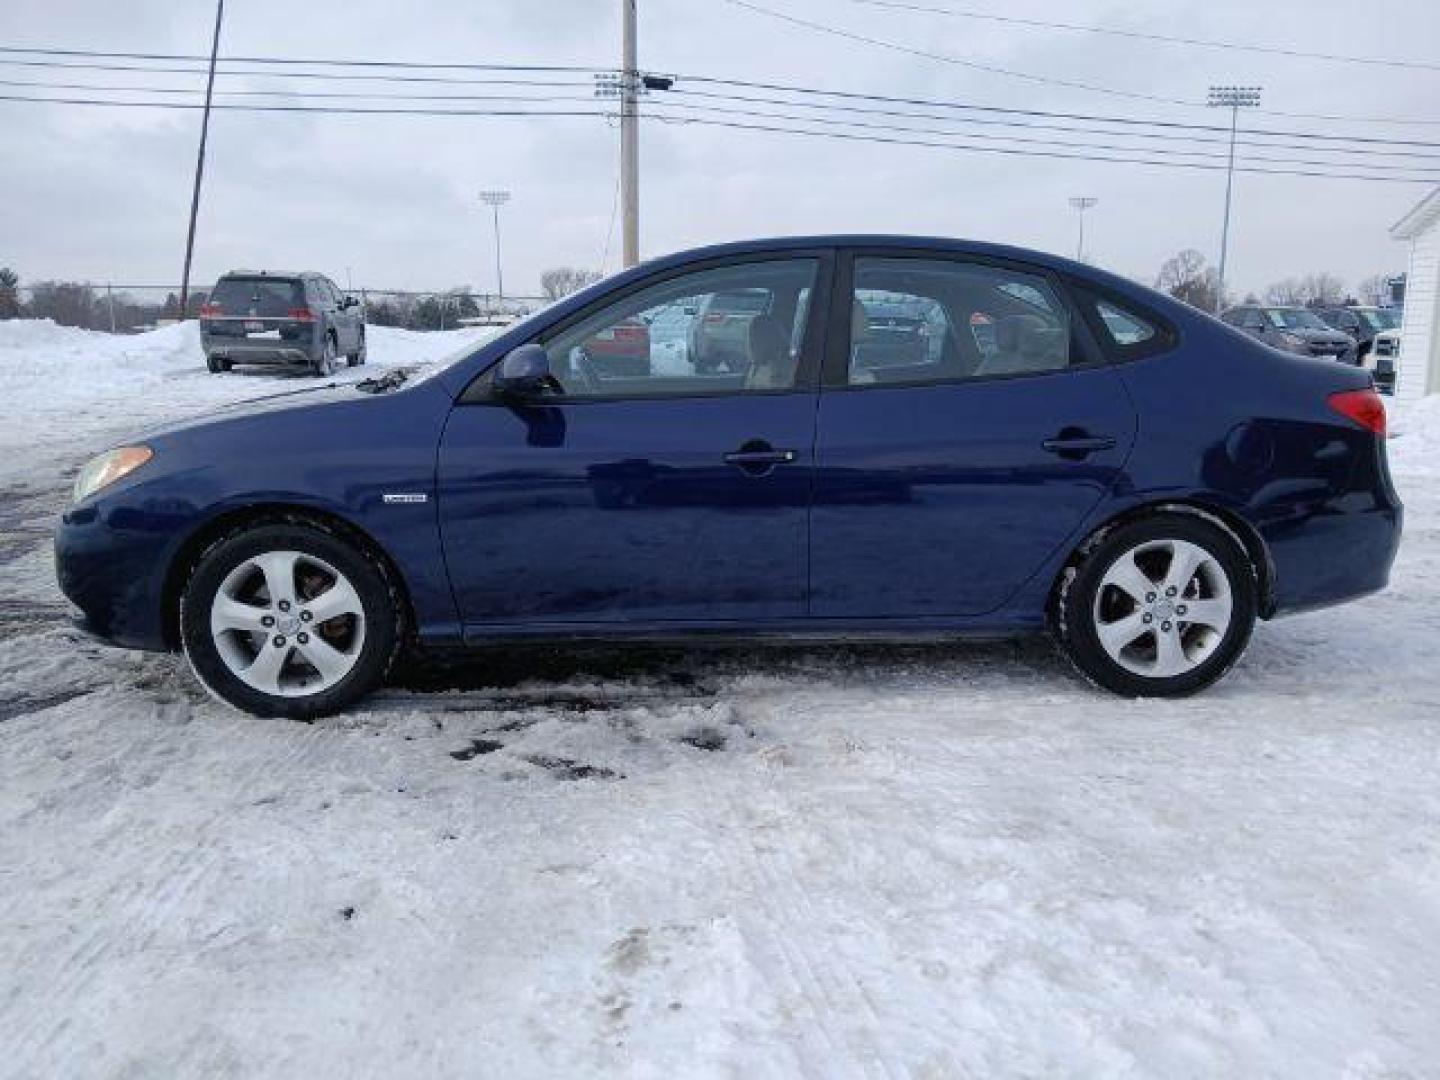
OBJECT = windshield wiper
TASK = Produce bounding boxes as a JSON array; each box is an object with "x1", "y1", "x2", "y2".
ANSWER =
[{"x1": 355, "y1": 367, "x2": 412, "y2": 394}]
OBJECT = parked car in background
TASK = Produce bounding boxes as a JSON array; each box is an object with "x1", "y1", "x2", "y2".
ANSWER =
[
  {"x1": 58, "y1": 235, "x2": 1400, "y2": 718},
  {"x1": 578, "y1": 315, "x2": 650, "y2": 377},
  {"x1": 1311, "y1": 303, "x2": 1399, "y2": 360},
  {"x1": 201, "y1": 272, "x2": 365, "y2": 377},
  {"x1": 1370, "y1": 328, "x2": 1401, "y2": 395},
  {"x1": 1220, "y1": 304, "x2": 1356, "y2": 363},
  {"x1": 851, "y1": 295, "x2": 934, "y2": 373},
  {"x1": 688, "y1": 288, "x2": 774, "y2": 373}
]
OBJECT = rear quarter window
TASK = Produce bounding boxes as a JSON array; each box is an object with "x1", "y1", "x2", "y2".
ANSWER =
[{"x1": 1072, "y1": 286, "x2": 1175, "y2": 360}]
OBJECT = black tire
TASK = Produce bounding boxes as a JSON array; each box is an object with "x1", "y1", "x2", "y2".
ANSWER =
[
  {"x1": 180, "y1": 521, "x2": 400, "y2": 719},
  {"x1": 347, "y1": 330, "x2": 367, "y2": 367},
  {"x1": 205, "y1": 353, "x2": 223, "y2": 374},
  {"x1": 313, "y1": 334, "x2": 338, "y2": 377},
  {"x1": 1055, "y1": 514, "x2": 1257, "y2": 697}
]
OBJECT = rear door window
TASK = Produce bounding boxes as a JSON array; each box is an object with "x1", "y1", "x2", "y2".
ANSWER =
[
  {"x1": 841, "y1": 256, "x2": 1075, "y2": 386},
  {"x1": 210, "y1": 277, "x2": 303, "y2": 317}
]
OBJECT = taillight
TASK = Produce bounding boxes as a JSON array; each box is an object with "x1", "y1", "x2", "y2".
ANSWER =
[
  {"x1": 703, "y1": 314, "x2": 727, "y2": 325},
  {"x1": 199, "y1": 304, "x2": 221, "y2": 318},
  {"x1": 1328, "y1": 388, "x2": 1386, "y2": 435},
  {"x1": 288, "y1": 307, "x2": 315, "y2": 322}
]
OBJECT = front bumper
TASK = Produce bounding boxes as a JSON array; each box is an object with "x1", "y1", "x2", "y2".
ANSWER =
[{"x1": 55, "y1": 499, "x2": 187, "y2": 651}]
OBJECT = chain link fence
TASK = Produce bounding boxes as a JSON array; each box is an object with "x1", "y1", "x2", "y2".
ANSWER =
[{"x1": 2, "y1": 282, "x2": 548, "y2": 334}]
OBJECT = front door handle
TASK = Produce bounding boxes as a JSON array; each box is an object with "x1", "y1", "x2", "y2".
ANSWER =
[
  {"x1": 724, "y1": 441, "x2": 797, "y2": 476},
  {"x1": 1042, "y1": 433, "x2": 1116, "y2": 458}
]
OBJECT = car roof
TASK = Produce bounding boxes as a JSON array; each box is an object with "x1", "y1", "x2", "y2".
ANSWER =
[
  {"x1": 218, "y1": 271, "x2": 318, "y2": 281},
  {"x1": 632, "y1": 233, "x2": 1187, "y2": 312}
]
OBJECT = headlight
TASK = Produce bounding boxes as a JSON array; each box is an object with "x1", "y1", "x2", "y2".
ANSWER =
[{"x1": 72, "y1": 446, "x2": 153, "y2": 504}]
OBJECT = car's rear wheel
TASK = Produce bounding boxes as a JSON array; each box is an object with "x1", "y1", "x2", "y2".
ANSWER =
[
  {"x1": 180, "y1": 522, "x2": 400, "y2": 718},
  {"x1": 347, "y1": 330, "x2": 366, "y2": 367},
  {"x1": 1056, "y1": 514, "x2": 1257, "y2": 697},
  {"x1": 205, "y1": 354, "x2": 223, "y2": 374},
  {"x1": 314, "y1": 335, "x2": 338, "y2": 377}
]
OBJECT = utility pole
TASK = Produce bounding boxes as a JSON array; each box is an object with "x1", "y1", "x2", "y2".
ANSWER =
[
  {"x1": 479, "y1": 190, "x2": 511, "y2": 305},
  {"x1": 179, "y1": 0, "x2": 224, "y2": 320},
  {"x1": 1068, "y1": 196, "x2": 1098, "y2": 262},
  {"x1": 1208, "y1": 85, "x2": 1261, "y2": 313},
  {"x1": 621, "y1": 0, "x2": 639, "y2": 267}
]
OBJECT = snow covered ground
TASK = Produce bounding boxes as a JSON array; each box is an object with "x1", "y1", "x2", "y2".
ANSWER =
[{"x1": 1, "y1": 320, "x2": 1437, "y2": 1078}]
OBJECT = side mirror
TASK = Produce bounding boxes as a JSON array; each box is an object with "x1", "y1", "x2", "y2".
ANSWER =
[
  {"x1": 494, "y1": 343, "x2": 556, "y2": 399},
  {"x1": 341, "y1": 295, "x2": 359, "y2": 310}
]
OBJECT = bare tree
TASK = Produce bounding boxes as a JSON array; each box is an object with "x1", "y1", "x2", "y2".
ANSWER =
[
  {"x1": 0, "y1": 267, "x2": 19, "y2": 319},
  {"x1": 1155, "y1": 249, "x2": 1224, "y2": 312},
  {"x1": 27, "y1": 281, "x2": 99, "y2": 328},
  {"x1": 1263, "y1": 278, "x2": 1305, "y2": 305},
  {"x1": 1264, "y1": 272, "x2": 1346, "y2": 307},
  {"x1": 540, "y1": 266, "x2": 601, "y2": 302},
  {"x1": 1355, "y1": 273, "x2": 1390, "y2": 307}
]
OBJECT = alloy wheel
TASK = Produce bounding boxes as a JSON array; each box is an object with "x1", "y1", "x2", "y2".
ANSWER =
[
  {"x1": 1091, "y1": 538, "x2": 1234, "y2": 679},
  {"x1": 209, "y1": 550, "x2": 366, "y2": 697}
]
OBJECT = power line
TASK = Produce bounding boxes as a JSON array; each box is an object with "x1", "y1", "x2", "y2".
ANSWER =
[
  {"x1": 0, "y1": 78, "x2": 598, "y2": 105},
  {"x1": 666, "y1": 87, "x2": 1440, "y2": 161},
  {"x1": 717, "y1": 0, "x2": 1440, "y2": 126},
  {"x1": 643, "y1": 112, "x2": 1439, "y2": 183},
  {"x1": 642, "y1": 99, "x2": 1440, "y2": 175},
  {"x1": 4, "y1": 40, "x2": 1436, "y2": 131},
  {"x1": 0, "y1": 93, "x2": 612, "y2": 119},
  {"x1": 677, "y1": 73, "x2": 1440, "y2": 147},
  {"x1": 0, "y1": 56, "x2": 597, "y2": 89},
  {"x1": 11, "y1": 73, "x2": 1435, "y2": 162},
  {"x1": 0, "y1": 44, "x2": 606, "y2": 73},
  {"x1": 718, "y1": 0, "x2": 1196, "y2": 108},
  {"x1": 833, "y1": 0, "x2": 1440, "y2": 72},
  {"x1": 4, "y1": 90, "x2": 1433, "y2": 183}
]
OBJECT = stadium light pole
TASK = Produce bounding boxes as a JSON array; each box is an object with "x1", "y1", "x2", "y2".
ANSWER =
[
  {"x1": 1208, "y1": 85, "x2": 1262, "y2": 312},
  {"x1": 478, "y1": 190, "x2": 511, "y2": 304},
  {"x1": 178, "y1": 0, "x2": 224, "y2": 321},
  {"x1": 1068, "y1": 196, "x2": 1098, "y2": 262}
]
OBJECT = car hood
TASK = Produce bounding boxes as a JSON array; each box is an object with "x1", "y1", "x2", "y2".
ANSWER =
[
  {"x1": 134, "y1": 381, "x2": 360, "y2": 443},
  {"x1": 1289, "y1": 328, "x2": 1352, "y2": 346}
]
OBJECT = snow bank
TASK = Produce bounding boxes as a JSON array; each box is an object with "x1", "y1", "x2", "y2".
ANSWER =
[
  {"x1": 0, "y1": 319, "x2": 494, "y2": 485},
  {"x1": 1389, "y1": 393, "x2": 1440, "y2": 476}
]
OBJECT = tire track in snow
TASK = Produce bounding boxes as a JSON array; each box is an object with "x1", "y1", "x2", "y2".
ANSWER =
[
  {"x1": 712, "y1": 749, "x2": 903, "y2": 1080},
  {"x1": 4, "y1": 706, "x2": 332, "y2": 1073}
]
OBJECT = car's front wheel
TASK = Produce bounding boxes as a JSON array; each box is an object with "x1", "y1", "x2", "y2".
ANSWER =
[
  {"x1": 1056, "y1": 514, "x2": 1257, "y2": 697},
  {"x1": 180, "y1": 522, "x2": 400, "y2": 718}
]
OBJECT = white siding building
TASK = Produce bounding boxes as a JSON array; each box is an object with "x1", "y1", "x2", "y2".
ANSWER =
[{"x1": 1390, "y1": 187, "x2": 1440, "y2": 402}]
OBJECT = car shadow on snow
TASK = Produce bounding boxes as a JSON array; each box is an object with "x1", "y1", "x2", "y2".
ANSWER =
[{"x1": 369, "y1": 637, "x2": 1073, "y2": 780}]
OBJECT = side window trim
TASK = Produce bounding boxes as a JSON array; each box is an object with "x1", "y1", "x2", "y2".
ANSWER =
[
  {"x1": 460, "y1": 250, "x2": 835, "y2": 405},
  {"x1": 821, "y1": 248, "x2": 1104, "y2": 390}
]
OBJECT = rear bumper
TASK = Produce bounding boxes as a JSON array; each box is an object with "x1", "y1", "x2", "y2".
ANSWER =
[
  {"x1": 203, "y1": 340, "x2": 317, "y2": 365},
  {"x1": 1260, "y1": 432, "x2": 1403, "y2": 618}
]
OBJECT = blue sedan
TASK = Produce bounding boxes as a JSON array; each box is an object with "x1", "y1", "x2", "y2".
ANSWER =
[{"x1": 56, "y1": 236, "x2": 1402, "y2": 717}]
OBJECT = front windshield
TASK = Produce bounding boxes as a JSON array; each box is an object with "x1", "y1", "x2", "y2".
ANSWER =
[
  {"x1": 1265, "y1": 308, "x2": 1327, "y2": 331},
  {"x1": 1360, "y1": 309, "x2": 1399, "y2": 331}
]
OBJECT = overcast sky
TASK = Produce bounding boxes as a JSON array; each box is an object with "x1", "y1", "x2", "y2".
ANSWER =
[{"x1": 1, "y1": 0, "x2": 1437, "y2": 301}]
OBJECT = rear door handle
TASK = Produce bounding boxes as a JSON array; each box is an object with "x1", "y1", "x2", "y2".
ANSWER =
[
  {"x1": 724, "y1": 449, "x2": 797, "y2": 466},
  {"x1": 1042, "y1": 434, "x2": 1116, "y2": 456},
  {"x1": 724, "y1": 442, "x2": 797, "y2": 476}
]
